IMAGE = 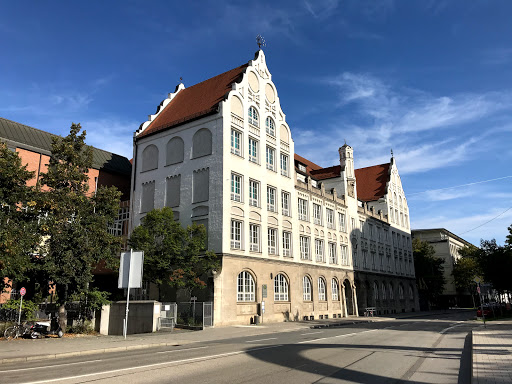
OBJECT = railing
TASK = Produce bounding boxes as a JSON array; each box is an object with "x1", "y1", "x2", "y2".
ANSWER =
[
  {"x1": 266, "y1": 133, "x2": 276, "y2": 145},
  {"x1": 249, "y1": 123, "x2": 259, "y2": 136},
  {"x1": 231, "y1": 113, "x2": 244, "y2": 128},
  {"x1": 280, "y1": 140, "x2": 289, "y2": 152}
]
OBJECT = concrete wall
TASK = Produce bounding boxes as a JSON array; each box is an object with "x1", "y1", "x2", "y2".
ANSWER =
[{"x1": 100, "y1": 301, "x2": 160, "y2": 335}]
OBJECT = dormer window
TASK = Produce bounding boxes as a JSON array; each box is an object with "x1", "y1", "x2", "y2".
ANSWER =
[
  {"x1": 265, "y1": 117, "x2": 275, "y2": 136},
  {"x1": 248, "y1": 106, "x2": 259, "y2": 127},
  {"x1": 298, "y1": 163, "x2": 307, "y2": 173}
]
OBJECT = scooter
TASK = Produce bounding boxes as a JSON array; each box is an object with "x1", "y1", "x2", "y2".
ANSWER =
[{"x1": 28, "y1": 315, "x2": 64, "y2": 338}]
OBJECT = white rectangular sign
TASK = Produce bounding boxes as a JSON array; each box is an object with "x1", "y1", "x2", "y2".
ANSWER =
[{"x1": 118, "y1": 251, "x2": 144, "y2": 289}]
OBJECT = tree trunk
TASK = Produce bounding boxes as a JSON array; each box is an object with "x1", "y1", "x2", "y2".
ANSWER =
[{"x1": 58, "y1": 303, "x2": 67, "y2": 332}]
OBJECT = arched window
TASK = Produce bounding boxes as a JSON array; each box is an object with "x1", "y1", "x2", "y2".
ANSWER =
[
  {"x1": 141, "y1": 144, "x2": 159, "y2": 172},
  {"x1": 318, "y1": 277, "x2": 326, "y2": 301},
  {"x1": 274, "y1": 274, "x2": 289, "y2": 301},
  {"x1": 409, "y1": 286, "x2": 414, "y2": 300},
  {"x1": 237, "y1": 271, "x2": 255, "y2": 302},
  {"x1": 331, "y1": 279, "x2": 339, "y2": 301},
  {"x1": 381, "y1": 283, "x2": 387, "y2": 300},
  {"x1": 303, "y1": 276, "x2": 312, "y2": 301},
  {"x1": 192, "y1": 128, "x2": 212, "y2": 158},
  {"x1": 399, "y1": 284, "x2": 404, "y2": 300},
  {"x1": 166, "y1": 137, "x2": 184, "y2": 165},
  {"x1": 265, "y1": 117, "x2": 275, "y2": 136},
  {"x1": 248, "y1": 106, "x2": 259, "y2": 127},
  {"x1": 389, "y1": 283, "x2": 394, "y2": 300},
  {"x1": 373, "y1": 282, "x2": 379, "y2": 301}
]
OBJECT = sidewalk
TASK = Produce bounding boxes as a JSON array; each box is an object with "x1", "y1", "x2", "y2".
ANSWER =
[
  {"x1": 0, "y1": 309, "x2": 467, "y2": 365},
  {"x1": 472, "y1": 321, "x2": 512, "y2": 384}
]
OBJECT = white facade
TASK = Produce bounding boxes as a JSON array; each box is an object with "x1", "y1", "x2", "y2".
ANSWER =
[{"x1": 132, "y1": 50, "x2": 418, "y2": 325}]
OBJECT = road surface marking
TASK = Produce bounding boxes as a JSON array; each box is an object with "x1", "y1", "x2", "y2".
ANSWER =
[
  {"x1": 299, "y1": 328, "x2": 379, "y2": 344},
  {"x1": 20, "y1": 345, "x2": 284, "y2": 384},
  {"x1": 0, "y1": 359, "x2": 102, "y2": 373},
  {"x1": 156, "y1": 346, "x2": 208, "y2": 354},
  {"x1": 440, "y1": 321, "x2": 466, "y2": 334},
  {"x1": 246, "y1": 337, "x2": 277, "y2": 343}
]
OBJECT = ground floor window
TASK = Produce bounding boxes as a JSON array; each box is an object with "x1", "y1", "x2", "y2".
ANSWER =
[
  {"x1": 332, "y1": 279, "x2": 339, "y2": 301},
  {"x1": 237, "y1": 271, "x2": 255, "y2": 302},
  {"x1": 303, "y1": 276, "x2": 312, "y2": 301},
  {"x1": 274, "y1": 274, "x2": 289, "y2": 301}
]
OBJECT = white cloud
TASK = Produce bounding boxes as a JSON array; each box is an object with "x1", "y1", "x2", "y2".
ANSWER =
[{"x1": 81, "y1": 118, "x2": 136, "y2": 159}]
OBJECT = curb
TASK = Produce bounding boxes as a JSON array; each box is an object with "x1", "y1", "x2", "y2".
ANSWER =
[
  {"x1": 0, "y1": 340, "x2": 193, "y2": 365},
  {"x1": 470, "y1": 330, "x2": 474, "y2": 384}
]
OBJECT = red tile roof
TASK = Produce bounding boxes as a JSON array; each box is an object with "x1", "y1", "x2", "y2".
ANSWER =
[
  {"x1": 294, "y1": 154, "x2": 322, "y2": 175},
  {"x1": 355, "y1": 163, "x2": 390, "y2": 202},
  {"x1": 310, "y1": 165, "x2": 342, "y2": 180},
  {"x1": 138, "y1": 63, "x2": 248, "y2": 138}
]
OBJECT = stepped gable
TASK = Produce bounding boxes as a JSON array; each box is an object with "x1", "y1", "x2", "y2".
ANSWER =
[
  {"x1": 355, "y1": 163, "x2": 390, "y2": 202},
  {"x1": 138, "y1": 64, "x2": 249, "y2": 138}
]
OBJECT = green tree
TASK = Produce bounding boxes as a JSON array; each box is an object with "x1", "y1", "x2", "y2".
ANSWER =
[
  {"x1": 478, "y1": 239, "x2": 512, "y2": 295},
  {"x1": 506, "y1": 224, "x2": 512, "y2": 248},
  {"x1": 129, "y1": 207, "x2": 220, "y2": 298},
  {"x1": 0, "y1": 142, "x2": 41, "y2": 290},
  {"x1": 413, "y1": 238, "x2": 446, "y2": 308},
  {"x1": 38, "y1": 123, "x2": 121, "y2": 329},
  {"x1": 452, "y1": 255, "x2": 479, "y2": 307}
]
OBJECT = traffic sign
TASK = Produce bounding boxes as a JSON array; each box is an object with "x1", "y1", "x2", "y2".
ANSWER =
[{"x1": 20, "y1": 287, "x2": 26, "y2": 296}]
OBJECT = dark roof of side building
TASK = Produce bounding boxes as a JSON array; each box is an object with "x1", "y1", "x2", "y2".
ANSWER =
[
  {"x1": 0, "y1": 117, "x2": 132, "y2": 176},
  {"x1": 294, "y1": 154, "x2": 322, "y2": 174},
  {"x1": 354, "y1": 163, "x2": 390, "y2": 202},
  {"x1": 138, "y1": 63, "x2": 249, "y2": 139}
]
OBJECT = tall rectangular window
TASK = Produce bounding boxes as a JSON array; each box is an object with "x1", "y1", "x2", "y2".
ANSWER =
[
  {"x1": 340, "y1": 245, "x2": 348, "y2": 265},
  {"x1": 193, "y1": 168, "x2": 209, "y2": 203},
  {"x1": 338, "y1": 212, "x2": 346, "y2": 232},
  {"x1": 281, "y1": 191, "x2": 290, "y2": 216},
  {"x1": 298, "y1": 198, "x2": 308, "y2": 221},
  {"x1": 266, "y1": 146, "x2": 275, "y2": 171},
  {"x1": 268, "y1": 228, "x2": 277, "y2": 255},
  {"x1": 267, "y1": 186, "x2": 276, "y2": 212},
  {"x1": 315, "y1": 239, "x2": 325, "y2": 262},
  {"x1": 249, "y1": 180, "x2": 259, "y2": 207},
  {"x1": 313, "y1": 204, "x2": 322, "y2": 225},
  {"x1": 282, "y1": 231, "x2": 292, "y2": 257},
  {"x1": 231, "y1": 173, "x2": 242, "y2": 202},
  {"x1": 249, "y1": 224, "x2": 260, "y2": 252},
  {"x1": 231, "y1": 129, "x2": 242, "y2": 156},
  {"x1": 300, "y1": 236, "x2": 310, "y2": 260},
  {"x1": 329, "y1": 242, "x2": 337, "y2": 264},
  {"x1": 248, "y1": 137, "x2": 258, "y2": 163},
  {"x1": 326, "y1": 208, "x2": 335, "y2": 229},
  {"x1": 280, "y1": 153, "x2": 289, "y2": 177},
  {"x1": 231, "y1": 220, "x2": 242, "y2": 249},
  {"x1": 141, "y1": 181, "x2": 155, "y2": 213},
  {"x1": 165, "y1": 175, "x2": 181, "y2": 208}
]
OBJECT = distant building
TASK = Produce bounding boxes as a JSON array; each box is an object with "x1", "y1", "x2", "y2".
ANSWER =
[
  {"x1": 131, "y1": 49, "x2": 419, "y2": 325},
  {"x1": 0, "y1": 117, "x2": 132, "y2": 302},
  {"x1": 411, "y1": 228, "x2": 473, "y2": 307}
]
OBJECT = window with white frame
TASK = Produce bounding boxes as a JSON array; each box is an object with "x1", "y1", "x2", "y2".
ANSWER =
[
  {"x1": 282, "y1": 231, "x2": 292, "y2": 257},
  {"x1": 326, "y1": 208, "x2": 334, "y2": 229},
  {"x1": 231, "y1": 173, "x2": 242, "y2": 202},
  {"x1": 298, "y1": 163, "x2": 307, "y2": 173},
  {"x1": 351, "y1": 217, "x2": 356, "y2": 230},
  {"x1": 281, "y1": 191, "x2": 290, "y2": 216},
  {"x1": 338, "y1": 212, "x2": 346, "y2": 232},
  {"x1": 266, "y1": 146, "x2": 275, "y2": 171},
  {"x1": 303, "y1": 276, "x2": 312, "y2": 301},
  {"x1": 340, "y1": 244, "x2": 349, "y2": 265},
  {"x1": 318, "y1": 278, "x2": 326, "y2": 301},
  {"x1": 381, "y1": 283, "x2": 387, "y2": 300},
  {"x1": 280, "y1": 153, "x2": 289, "y2": 177},
  {"x1": 267, "y1": 186, "x2": 276, "y2": 212},
  {"x1": 248, "y1": 137, "x2": 258, "y2": 163},
  {"x1": 331, "y1": 279, "x2": 339, "y2": 301},
  {"x1": 315, "y1": 239, "x2": 325, "y2": 262},
  {"x1": 248, "y1": 106, "x2": 259, "y2": 126},
  {"x1": 374, "y1": 282, "x2": 379, "y2": 301},
  {"x1": 266, "y1": 116, "x2": 275, "y2": 136},
  {"x1": 352, "y1": 248, "x2": 358, "y2": 268},
  {"x1": 231, "y1": 129, "x2": 242, "y2": 156},
  {"x1": 274, "y1": 274, "x2": 288, "y2": 301},
  {"x1": 237, "y1": 271, "x2": 255, "y2": 301},
  {"x1": 249, "y1": 224, "x2": 260, "y2": 252},
  {"x1": 230, "y1": 220, "x2": 242, "y2": 249},
  {"x1": 328, "y1": 242, "x2": 337, "y2": 264},
  {"x1": 249, "y1": 179, "x2": 259, "y2": 207},
  {"x1": 389, "y1": 284, "x2": 394, "y2": 300},
  {"x1": 300, "y1": 236, "x2": 311, "y2": 260},
  {"x1": 298, "y1": 198, "x2": 308, "y2": 221},
  {"x1": 399, "y1": 285, "x2": 404, "y2": 300},
  {"x1": 313, "y1": 204, "x2": 322, "y2": 225},
  {"x1": 268, "y1": 228, "x2": 277, "y2": 255},
  {"x1": 359, "y1": 220, "x2": 364, "y2": 235}
]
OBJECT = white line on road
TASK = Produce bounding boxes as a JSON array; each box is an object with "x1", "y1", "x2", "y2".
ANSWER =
[
  {"x1": 0, "y1": 359, "x2": 102, "y2": 373},
  {"x1": 156, "y1": 346, "x2": 208, "y2": 354},
  {"x1": 246, "y1": 337, "x2": 277, "y2": 343},
  {"x1": 440, "y1": 322, "x2": 466, "y2": 334},
  {"x1": 298, "y1": 328, "x2": 379, "y2": 344},
  {"x1": 20, "y1": 344, "x2": 284, "y2": 384}
]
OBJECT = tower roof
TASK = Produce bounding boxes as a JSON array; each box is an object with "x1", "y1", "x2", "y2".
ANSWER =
[{"x1": 137, "y1": 63, "x2": 249, "y2": 139}]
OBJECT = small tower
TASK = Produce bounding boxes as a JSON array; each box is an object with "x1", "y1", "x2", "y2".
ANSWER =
[{"x1": 339, "y1": 143, "x2": 356, "y2": 198}]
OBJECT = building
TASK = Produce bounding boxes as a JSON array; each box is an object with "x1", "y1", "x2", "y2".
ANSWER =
[
  {"x1": 131, "y1": 50, "x2": 419, "y2": 325},
  {"x1": 412, "y1": 228, "x2": 473, "y2": 307},
  {"x1": 0, "y1": 117, "x2": 132, "y2": 302}
]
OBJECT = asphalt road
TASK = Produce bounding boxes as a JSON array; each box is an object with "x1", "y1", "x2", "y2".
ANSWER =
[{"x1": 0, "y1": 311, "x2": 479, "y2": 384}]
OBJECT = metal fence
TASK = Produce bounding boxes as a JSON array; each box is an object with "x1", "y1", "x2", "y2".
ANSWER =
[
  {"x1": 158, "y1": 302, "x2": 177, "y2": 331},
  {"x1": 158, "y1": 301, "x2": 213, "y2": 330}
]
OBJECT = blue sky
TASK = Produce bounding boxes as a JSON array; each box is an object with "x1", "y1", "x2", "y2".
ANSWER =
[{"x1": 1, "y1": 1, "x2": 511, "y2": 246}]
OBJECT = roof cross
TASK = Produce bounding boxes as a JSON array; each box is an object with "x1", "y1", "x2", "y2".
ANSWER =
[{"x1": 256, "y1": 35, "x2": 266, "y2": 49}]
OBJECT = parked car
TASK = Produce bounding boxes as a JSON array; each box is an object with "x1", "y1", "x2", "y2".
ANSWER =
[{"x1": 477, "y1": 305, "x2": 494, "y2": 318}]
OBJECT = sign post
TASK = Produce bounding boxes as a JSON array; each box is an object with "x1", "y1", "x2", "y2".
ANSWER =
[
  {"x1": 18, "y1": 287, "x2": 26, "y2": 325},
  {"x1": 119, "y1": 250, "x2": 144, "y2": 339},
  {"x1": 191, "y1": 296, "x2": 197, "y2": 324},
  {"x1": 476, "y1": 281, "x2": 486, "y2": 328}
]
